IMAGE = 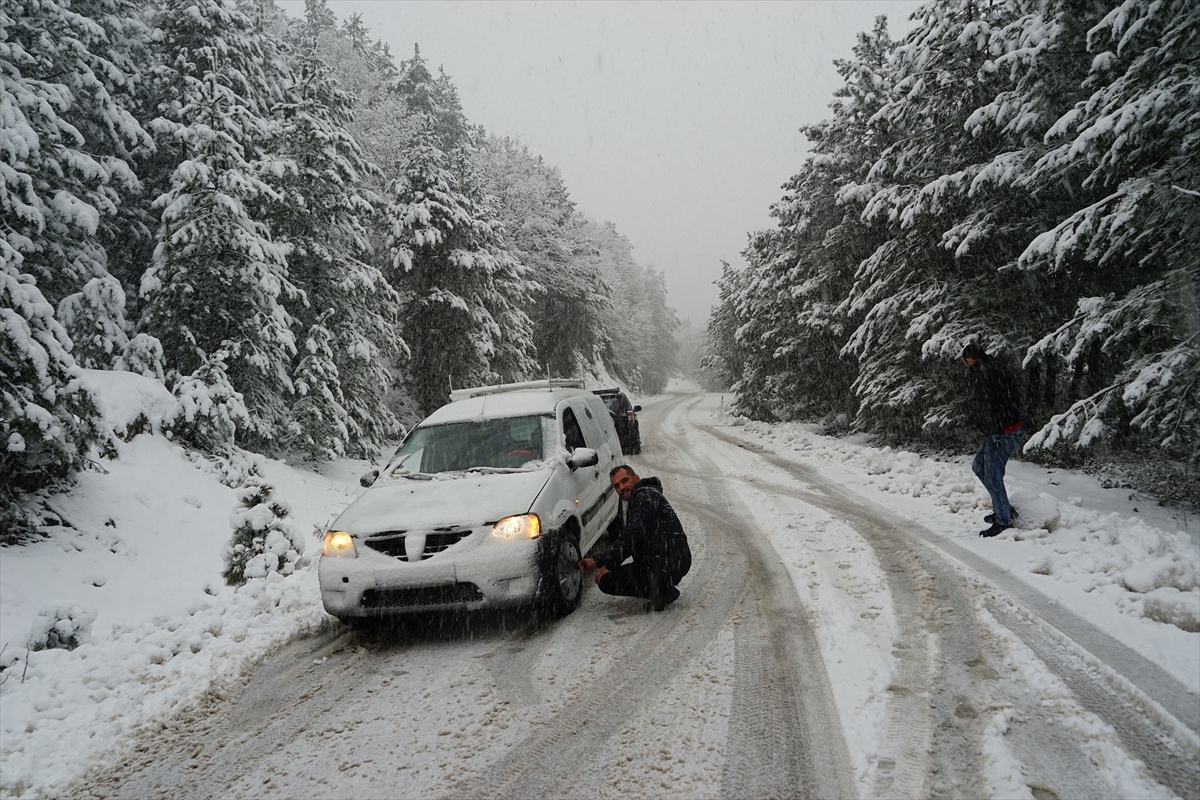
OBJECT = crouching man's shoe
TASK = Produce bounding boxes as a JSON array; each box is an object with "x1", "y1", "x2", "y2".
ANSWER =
[
  {"x1": 979, "y1": 522, "x2": 1012, "y2": 538},
  {"x1": 645, "y1": 586, "x2": 680, "y2": 612}
]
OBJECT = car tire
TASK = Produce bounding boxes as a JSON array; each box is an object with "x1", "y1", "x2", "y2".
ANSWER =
[{"x1": 539, "y1": 528, "x2": 582, "y2": 618}]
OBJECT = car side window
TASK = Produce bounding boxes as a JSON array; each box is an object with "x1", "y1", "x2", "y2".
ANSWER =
[{"x1": 562, "y1": 408, "x2": 587, "y2": 452}]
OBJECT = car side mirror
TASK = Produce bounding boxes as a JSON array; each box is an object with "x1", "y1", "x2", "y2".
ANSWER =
[
  {"x1": 633, "y1": 405, "x2": 642, "y2": 412},
  {"x1": 567, "y1": 447, "x2": 599, "y2": 471},
  {"x1": 360, "y1": 469, "x2": 379, "y2": 488}
]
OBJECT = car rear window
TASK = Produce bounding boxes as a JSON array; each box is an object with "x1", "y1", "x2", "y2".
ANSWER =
[{"x1": 600, "y1": 395, "x2": 624, "y2": 413}]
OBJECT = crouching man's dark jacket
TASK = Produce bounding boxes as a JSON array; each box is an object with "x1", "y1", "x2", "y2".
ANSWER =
[{"x1": 594, "y1": 477, "x2": 691, "y2": 583}]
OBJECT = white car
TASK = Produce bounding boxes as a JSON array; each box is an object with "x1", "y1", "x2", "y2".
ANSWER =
[{"x1": 319, "y1": 380, "x2": 624, "y2": 623}]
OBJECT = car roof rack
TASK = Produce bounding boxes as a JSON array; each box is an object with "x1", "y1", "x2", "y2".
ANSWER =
[{"x1": 449, "y1": 378, "x2": 586, "y2": 402}]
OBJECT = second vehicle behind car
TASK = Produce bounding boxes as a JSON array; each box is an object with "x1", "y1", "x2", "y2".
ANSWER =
[{"x1": 594, "y1": 388, "x2": 641, "y2": 454}]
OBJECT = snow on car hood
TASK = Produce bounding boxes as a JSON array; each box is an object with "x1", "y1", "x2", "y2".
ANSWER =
[{"x1": 332, "y1": 468, "x2": 554, "y2": 534}]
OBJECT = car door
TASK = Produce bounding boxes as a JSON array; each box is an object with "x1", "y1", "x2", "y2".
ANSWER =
[
  {"x1": 557, "y1": 401, "x2": 602, "y2": 541},
  {"x1": 568, "y1": 397, "x2": 619, "y2": 550}
]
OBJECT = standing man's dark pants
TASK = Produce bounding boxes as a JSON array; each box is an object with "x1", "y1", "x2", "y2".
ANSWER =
[
  {"x1": 971, "y1": 428, "x2": 1023, "y2": 526},
  {"x1": 597, "y1": 562, "x2": 674, "y2": 604}
]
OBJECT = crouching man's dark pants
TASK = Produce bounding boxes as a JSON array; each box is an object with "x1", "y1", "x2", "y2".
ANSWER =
[{"x1": 597, "y1": 561, "x2": 674, "y2": 603}]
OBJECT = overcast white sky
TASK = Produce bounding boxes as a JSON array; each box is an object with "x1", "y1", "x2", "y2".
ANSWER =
[{"x1": 281, "y1": 1, "x2": 922, "y2": 324}]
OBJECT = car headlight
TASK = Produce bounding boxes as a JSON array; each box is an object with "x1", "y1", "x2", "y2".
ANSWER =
[
  {"x1": 491, "y1": 514, "x2": 541, "y2": 540},
  {"x1": 323, "y1": 530, "x2": 357, "y2": 557}
]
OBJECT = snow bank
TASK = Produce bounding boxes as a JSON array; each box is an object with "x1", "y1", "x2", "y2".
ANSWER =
[
  {"x1": 0, "y1": 571, "x2": 326, "y2": 798},
  {"x1": 75, "y1": 368, "x2": 178, "y2": 440},
  {"x1": 734, "y1": 418, "x2": 1200, "y2": 635},
  {"x1": 0, "y1": 371, "x2": 362, "y2": 799}
]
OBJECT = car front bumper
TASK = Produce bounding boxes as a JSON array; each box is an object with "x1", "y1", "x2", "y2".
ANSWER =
[{"x1": 318, "y1": 535, "x2": 543, "y2": 618}]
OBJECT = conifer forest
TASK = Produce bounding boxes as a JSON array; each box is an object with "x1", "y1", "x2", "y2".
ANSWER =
[
  {"x1": 2, "y1": 0, "x2": 680, "y2": 530},
  {"x1": 704, "y1": 0, "x2": 1198, "y2": 483},
  {"x1": 3, "y1": 0, "x2": 1197, "y2": 532}
]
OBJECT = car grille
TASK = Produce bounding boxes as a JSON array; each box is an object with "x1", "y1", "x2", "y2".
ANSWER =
[
  {"x1": 364, "y1": 530, "x2": 407, "y2": 557},
  {"x1": 364, "y1": 528, "x2": 472, "y2": 560},
  {"x1": 361, "y1": 583, "x2": 484, "y2": 608},
  {"x1": 426, "y1": 529, "x2": 470, "y2": 554}
]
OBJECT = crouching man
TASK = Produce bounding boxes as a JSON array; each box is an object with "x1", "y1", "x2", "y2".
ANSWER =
[{"x1": 578, "y1": 465, "x2": 691, "y2": 611}]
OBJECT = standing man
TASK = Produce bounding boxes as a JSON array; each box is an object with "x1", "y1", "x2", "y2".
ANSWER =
[
  {"x1": 962, "y1": 342, "x2": 1024, "y2": 537},
  {"x1": 578, "y1": 465, "x2": 691, "y2": 611}
]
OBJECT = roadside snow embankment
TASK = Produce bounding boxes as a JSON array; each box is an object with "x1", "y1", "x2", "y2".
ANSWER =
[
  {"x1": 722, "y1": 416, "x2": 1199, "y2": 687},
  {"x1": 0, "y1": 371, "x2": 361, "y2": 799},
  {"x1": 0, "y1": 573, "x2": 325, "y2": 797}
]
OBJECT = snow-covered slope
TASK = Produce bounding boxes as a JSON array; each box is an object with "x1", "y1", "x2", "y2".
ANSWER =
[{"x1": 0, "y1": 372, "x2": 366, "y2": 797}]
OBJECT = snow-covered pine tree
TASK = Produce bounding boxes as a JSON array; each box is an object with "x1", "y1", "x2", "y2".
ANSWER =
[
  {"x1": 704, "y1": 261, "x2": 750, "y2": 398},
  {"x1": 0, "y1": 0, "x2": 151, "y2": 307},
  {"x1": 271, "y1": 16, "x2": 403, "y2": 461},
  {"x1": 56, "y1": 275, "x2": 131, "y2": 369},
  {"x1": 1, "y1": 253, "x2": 106, "y2": 540},
  {"x1": 619, "y1": 268, "x2": 678, "y2": 395},
  {"x1": 221, "y1": 477, "x2": 306, "y2": 586},
  {"x1": 1, "y1": 0, "x2": 151, "y2": 530},
  {"x1": 139, "y1": 0, "x2": 298, "y2": 450},
  {"x1": 285, "y1": 310, "x2": 349, "y2": 461},
  {"x1": 1015, "y1": 0, "x2": 1200, "y2": 462},
  {"x1": 837, "y1": 0, "x2": 1049, "y2": 443},
  {"x1": 163, "y1": 349, "x2": 249, "y2": 452},
  {"x1": 728, "y1": 17, "x2": 897, "y2": 424},
  {"x1": 386, "y1": 48, "x2": 536, "y2": 415},
  {"x1": 580, "y1": 219, "x2": 678, "y2": 393},
  {"x1": 300, "y1": 7, "x2": 413, "y2": 294},
  {"x1": 476, "y1": 135, "x2": 613, "y2": 378}
]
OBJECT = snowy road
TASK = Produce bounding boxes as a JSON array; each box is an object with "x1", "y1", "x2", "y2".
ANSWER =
[{"x1": 72, "y1": 392, "x2": 1197, "y2": 799}]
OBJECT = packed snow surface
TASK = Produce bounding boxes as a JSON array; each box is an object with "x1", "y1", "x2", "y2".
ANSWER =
[{"x1": 1, "y1": 380, "x2": 1196, "y2": 798}]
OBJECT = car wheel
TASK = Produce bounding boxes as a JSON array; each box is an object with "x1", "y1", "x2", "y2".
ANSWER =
[{"x1": 540, "y1": 528, "x2": 582, "y2": 618}]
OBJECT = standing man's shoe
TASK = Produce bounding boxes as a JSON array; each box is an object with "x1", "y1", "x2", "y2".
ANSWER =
[
  {"x1": 984, "y1": 511, "x2": 1018, "y2": 525},
  {"x1": 979, "y1": 522, "x2": 1012, "y2": 538}
]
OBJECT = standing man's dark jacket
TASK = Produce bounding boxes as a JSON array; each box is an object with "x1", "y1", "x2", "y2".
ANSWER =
[
  {"x1": 594, "y1": 477, "x2": 691, "y2": 582},
  {"x1": 969, "y1": 354, "x2": 1022, "y2": 435}
]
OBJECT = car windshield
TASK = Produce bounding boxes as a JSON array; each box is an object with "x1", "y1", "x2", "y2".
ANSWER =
[
  {"x1": 600, "y1": 395, "x2": 623, "y2": 413},
  {"x1": 388, "y1": 415, "x2": 552, "y2": 475}
]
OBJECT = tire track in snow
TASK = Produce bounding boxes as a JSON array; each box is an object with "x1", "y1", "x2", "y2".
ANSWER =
[
  {"x1": 695, "y1": 412, "x2": 1199, "y2": 799},
  {"x1": 645, "y1": 394, "x2": 856, "y2": 799},
  {"x1": 674, "y1": 410, "x2": 984, "y2": 797},
  {"x1": 462, "y1": 392, "x2": 856, "y2": 799},
  {"x1": 450, "y1": 488, "x2": 746, "y2": 797}
]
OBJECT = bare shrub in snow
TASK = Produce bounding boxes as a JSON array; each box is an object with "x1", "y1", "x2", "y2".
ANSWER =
[
  {"x1": 26, "y1": 603, "x2": 97, "y2": 652},
  {"x1": 221, "y1": 479, "x2": 307, "y2": 586},
  {"x1": 1142, "y1": 588, "x2": 1200, "y2": 633}
]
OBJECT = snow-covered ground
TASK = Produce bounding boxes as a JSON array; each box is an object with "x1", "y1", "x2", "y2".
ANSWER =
[
  {"x1": 719, "y1": 407, "x2": 1199, "y2": 693},
  {"x1": 1, "y1": 378, "x2": 1196, "y2": 798}
]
